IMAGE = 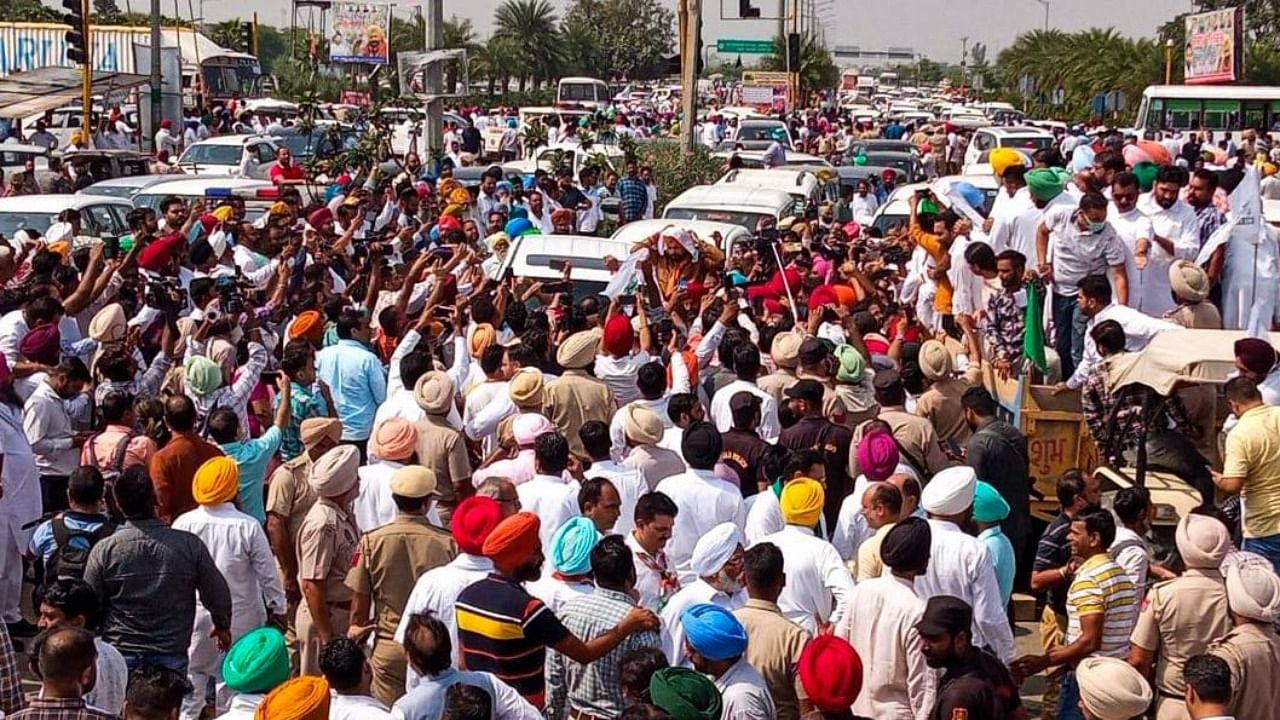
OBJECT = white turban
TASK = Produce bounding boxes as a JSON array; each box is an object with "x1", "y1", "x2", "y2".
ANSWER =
[
  {"x1": 45, "y1": 221, "x2": 72, "y2": 244},
  {"x1": 1226, "y1": 562, "x2": 1280, "y2": 622},
  {"x1": 1076, "y1": 656, "x2": 1152, "y2": 720},
  {"x1": 920, "y1": 466, "x2": 977, "y2": 516},
  {"x1": 208, "y1": 229, "x2": 229, "y2": 259},
  {"x1": 659, "y1": 226, "x2": 698, "y2": 261},
  {"x1": 690, "y1": 522, "x2": 744, "y2": 578}
]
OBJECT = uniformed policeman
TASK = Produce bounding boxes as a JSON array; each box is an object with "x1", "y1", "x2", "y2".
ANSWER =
[
  {"x1": 411, "y1": 371, "x2": 473, "y2": 527},
  {"x1": 916, "y1": 596, "x2": 1024, "y2": 720},
  {"x1": 345, "y1": 465, "x2": 457, "y2": 704},
  {"x1": 296, "y1": 444, "x2": 362, "y2": 676}
]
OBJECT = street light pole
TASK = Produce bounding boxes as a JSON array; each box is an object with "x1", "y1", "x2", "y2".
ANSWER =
[
  {"x1": 1034, "y1": 0, "x2": 1049, "y2": 31},
  {"x1": 1164, "y1": 38, "x2": 1175, "y2": 85}
]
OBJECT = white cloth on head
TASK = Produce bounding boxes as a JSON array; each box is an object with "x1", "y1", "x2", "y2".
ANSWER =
[
  {"x1": 655, "y1": 468, "x2": 746, "y2": 584},
  {"x1": 690, "y1": 522, "x2": 744, "y2": 578},
  {"x1": 921, "y1": 466, "x2": 976, "y2": 515},
  {"x1": 1226, "y1": 561, "x2": 1280, "y2": 622}
]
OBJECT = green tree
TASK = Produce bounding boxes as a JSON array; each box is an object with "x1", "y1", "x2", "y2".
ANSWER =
[
  {"x1": 210, "y1": 20, "x2": 245, "y2": 52},
  {"x1": 560, "y1": 0, "x2": 674, "y2": 81},
  {"x1": 471, "y1": 33, "x2": 520, "y2": 96},
  {"x1": 493, "y1": 0, "x2": 562, "y2": 91},
  {"x1": 760, "y1": 31, "x2": 839, "y2": 97}
]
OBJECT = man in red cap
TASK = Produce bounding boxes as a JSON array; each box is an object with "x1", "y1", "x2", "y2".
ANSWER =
[
  {"x1": 595, "y1": 298, "x2": 653, "y2": 407},
  {"x1": 454, "y1": 512, "x2": 659, "y2": 706}
]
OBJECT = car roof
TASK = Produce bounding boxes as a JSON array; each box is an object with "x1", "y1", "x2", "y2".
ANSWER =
[
  {"x1": 0, "y1": 143, "x2": 50, "y2": 154},
  {"x1": 981, "y1": 126, "x2": 1053, "y2": 137},
  {"x1": 131, "y1": 177, "x2": 274, "y2": 195},
  {"x1": 498, "y1": 234, "x2": 632, "y2": 283},
  {"x1": 0, "y1": 194, "x2": 132, "y2": 212},
  {"x1": 666, "y1": 185, "x2": 795, "y2": 211},
  {"x1": 79, "y1": 175, "x2": 181, "y2": 191},
  {"x1": 610, "y1": 219, "x2": 751, "y2": 248},
  {"x1": 188, "y1": 134, "x2": 276, "y2": 147}
]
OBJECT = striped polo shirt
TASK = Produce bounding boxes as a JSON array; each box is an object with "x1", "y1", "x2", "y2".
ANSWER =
[
  {"x1": 455, "y1": 573, "x2": 570, "y2": 706},
  {"x1": 1065, "y1": 553, "x2": 1139, "y2": 659}
]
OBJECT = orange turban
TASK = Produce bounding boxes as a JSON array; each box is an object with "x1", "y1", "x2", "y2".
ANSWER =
[
  {"x1": 448, "y1": 187, "x2": 471, "y2": 206},
  {"x1": 290, "y1": 311, "x2": 323, "y2": 341},
  {"x1": 254, "y1": 677, "x2": 330, "y2": 720},
  {"x1": 482, "y1": 511, "x2": 541, "y2": 570},
  {"x1": 192, "y1": 456, "x2": 239, "y2": 505},
  {"x1": 370, "y1": 417, "x2": 418, "y2": 461},
  {"x1": 469, "y1": 323, "x2": 497, "y2": 359}
]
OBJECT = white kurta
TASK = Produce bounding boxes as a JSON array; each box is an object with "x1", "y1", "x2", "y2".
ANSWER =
[
  {"x1": 1065, "y1": 303, "x2": 1179, "y2": 390},
  {"x1": 835, "y1": 575, "x2": 936, "y2": 720},
  {"x1": 0, "y1": 402, "x2": 39, "y2": 623},
  {"x1": 354, "y1": 460, "x2": 405, "y2": 534},
  {"x1": 524, "y1": 576, "x2": 594, "y2": 615},
  {"x1": 515, "y1": 474, "x2": 579, "y2": 552},
  {"x1": 714, "y1": 657, "x2": 778, "y2": 720},
  {"x1": 1222, "y1": 223, "x2": 1280, "y2": 331},
  {"x1": 912, "y1": 520, "x2": 1016, "y2": 662},
  {"x1": 584, "y1": 460, "x2": 648, "y2": 536},
  {"x1": 754, "y1": 525, "x2": 855, "y2": 635},
  {"x1": 654, "y1": 469, "x2": 746, "y2": 584},
  {"x1": 1108, "y1": 205, "x2": 1168, "y2": 317},
  {"x1": 709, "y1": 379, "x2": 781, "y2": 443},
  {"x1": 87, "y1": 638, "x2": 129, "y2": 715},
  {"x1": 659, "y1": 579, "x2": 745, "y2": 667},
  {"x1": 395, "y1": 553, "x2": 493, "y2": 688}
]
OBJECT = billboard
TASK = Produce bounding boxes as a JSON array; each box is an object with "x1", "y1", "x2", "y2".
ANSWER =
[
  {"x1": 328, "y1": 3, "x2": 390, "y2": 65},
  {"x1": 1184, "y1": 7, "x2": 1243, "y2": 84}
]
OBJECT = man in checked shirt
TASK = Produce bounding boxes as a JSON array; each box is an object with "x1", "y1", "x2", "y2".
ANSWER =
[
  {"x1": 544, "y1": 535, "x2": 663, "y2": 720},
  {"x1": 985, "y1": 250, "x2": 1034, "y2": 378}
]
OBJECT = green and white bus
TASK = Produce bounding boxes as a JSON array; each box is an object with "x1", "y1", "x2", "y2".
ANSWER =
[{"x1": 1135, "y1": 84, "x2": 1280, "y2": 142}]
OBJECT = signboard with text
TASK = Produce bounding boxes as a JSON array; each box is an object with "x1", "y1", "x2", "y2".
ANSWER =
[
  {"x1": 717, "y1": 39, "x2": 775, "y2": 54},
  {"x1": 1184, "y1": 7, "x2": 1243, "y2": 84},
  {"x1": 328, "y1": 3, "x2": 391, "y2": 65}
]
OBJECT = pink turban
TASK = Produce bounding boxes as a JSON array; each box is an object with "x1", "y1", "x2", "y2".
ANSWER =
[
  {"x1": 370, "y1": 417, "x2": 418, "y2": 461},
  {"x1": 513, "y1": 413, "x2": 554, "y2": 447},
  {"x1": 857, "y1": 429, "x2": 900, "y2": 482}
]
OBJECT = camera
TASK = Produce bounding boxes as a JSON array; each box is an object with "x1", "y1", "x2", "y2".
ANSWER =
[
  {"x1": 102, "y1": 235, "x2": 119, "y2": 260},
  {"x1": 215, "y1": 276, "x2": 244, "y2": 316}
]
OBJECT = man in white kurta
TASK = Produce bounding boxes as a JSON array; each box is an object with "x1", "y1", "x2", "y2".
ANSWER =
[
  {"x1": 754, "y1": 479, "x2": 854, "y2": 635},
  {"x1": 1211, "y1": 168, "x2": 1280, "y2": 332},
  {"x1": 911, "y1": 466, "x2": 1016, "y2": 662},
  {"x1": 173, "y1": 457, "x2": 287, "y2": 720},
  {"x1": 660, "y1": 522, "x2": 747, "y2": 667},
  {"x1": 0, "y1": 396, "x2": 38, "y2": 627},
  {"x1": 1108, "y1": 176, "x2": 1167, "y2": 316},
  {"x1": 835, "y1": 515, "x2": 937, "y2": 720},
  {"x1": 354, "y1": 418, "x2": 419, "y2": 534},
  {"x1": 394, "y1": 495, "x2": 501, "y2": 691},
  {"x1": 655, "y1": 423, "x2": 746, "y2": 584}
]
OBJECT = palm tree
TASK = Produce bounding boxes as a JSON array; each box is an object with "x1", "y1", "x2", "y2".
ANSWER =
[
  {"x1": 210, "y1": 19, "x2": 245, "y2": 52},
  {"x1": 493, "y1": 0, "x2": 561, "y2": 90},
  {"x1": 473, "y1": 34, "x2": 521, "y2": 96},
  {"x1": 760, "y1": 31, "x2": 839, "y2": 97}
]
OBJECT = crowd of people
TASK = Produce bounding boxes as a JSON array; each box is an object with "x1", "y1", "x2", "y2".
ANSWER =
[{"x1": 1, "y1": 85, "x2": 1280, "y2": 720}]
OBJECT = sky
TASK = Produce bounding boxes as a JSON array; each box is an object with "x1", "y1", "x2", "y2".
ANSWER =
[{"x1": 211, "y1": 0, "x2": 1195, "y2": 64}]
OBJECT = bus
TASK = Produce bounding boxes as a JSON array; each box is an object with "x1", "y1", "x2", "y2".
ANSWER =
[
  {"x1": 1134, "y1": 84, "x2": 1280, "y2": 142},
  {"x1": 556, "y1": 77, "x2": 611, "y2": 110},
  {"x1": 877, "y1": 71, "x2": 900, "y2": 90}
]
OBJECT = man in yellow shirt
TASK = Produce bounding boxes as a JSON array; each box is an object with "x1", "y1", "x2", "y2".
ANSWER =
[{"x1": 1216, "y1": 376, "x2": 1280, "y2": 572}]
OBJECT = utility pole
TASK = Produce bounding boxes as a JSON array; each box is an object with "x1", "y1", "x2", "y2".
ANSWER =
[
  {"x1": 679, "y1": 0, "x2": 699, "y2": 152},
  {"x1": 960, "y1": 36, "x2": 969, "y2": 89},
  {"x1": 787, "y1": 0, "x2": 798, "y2": 108},
  {"x1": 150, "y1": 0, "x2": 161, "y2": 149},
  {"x1": 424, "y1": 0, "x2": 443, "y2": 153}
]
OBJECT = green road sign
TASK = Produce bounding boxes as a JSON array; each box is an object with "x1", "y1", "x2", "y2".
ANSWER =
[{"x1": 716, "y1": 39, "x2": 775, "y2": 54}]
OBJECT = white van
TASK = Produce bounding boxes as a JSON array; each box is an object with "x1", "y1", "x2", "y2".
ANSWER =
[
  {"x1": 663, "y1": 185, "x2": 798, "y2": 229},
  {"x1": 714, "y1": 168, "x2": 836, "y2": 208},
  {"x1": 610, "y1": 219, "x2": 752, "y2": 256},
  {"x1": 556, "y1": 77, "x2": 611, "y2": 110}
]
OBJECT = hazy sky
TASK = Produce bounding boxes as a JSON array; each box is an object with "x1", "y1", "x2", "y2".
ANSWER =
[{"x1": 212, "y1": 0, "x2": 1194, "y2": 63}]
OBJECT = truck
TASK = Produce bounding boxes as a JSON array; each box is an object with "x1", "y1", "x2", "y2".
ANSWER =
[{"x1": 0, "y1": 22, "x2": 261, "y2": 108}]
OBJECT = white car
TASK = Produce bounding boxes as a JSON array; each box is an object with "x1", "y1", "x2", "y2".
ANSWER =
[
  {"x1": 715, "y1": 168, "x2": 835, "y2": 207},
  {"x1": 663, "y1": 185, "x2": 799, "y2": 230},
  {"x1": 610, "y1": 219, "x2": 752, "y2": 256},
  {"x1": 131, "y1": 178, "x2": 283, "y2": 222},
  {"x1": 0, "y1": 194, "x2": 132, "y2": 245},
  {"x1": 868, "y1": 174, "x2": 1000, "y2": 236},
  {"x1": 963, "y1": 126, "x2": 1056, "y2": 172},
  {"x1": 490, "y1": 233, "x2": 632, "y2": 297},
  {"x1": 177, "y1": 135, "x2": 280, "y2": 179},
  {"x1": 501, "y1": 142, "x2": 626, "y2": 177}
]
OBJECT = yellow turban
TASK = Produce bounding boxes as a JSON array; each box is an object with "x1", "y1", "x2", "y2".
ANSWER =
[
  {"x1": 469, "y1": 323, "x2": 497, "y2": 359},
  {"x1": 211, "y1": 206, "x2": 235, "y2": 223},
  {"x1": 449, "y1": 187, "x2": 472, "y2": 206},
  {"x1": 254, "y1": 677, "x2": 330, "y2": 720},
  {"x1": 438, "y1": 178, "x2": 461, "y2": 198},
  {"x1": 441, "y1": 203, "x2": 466, "y2": 219},
  {"x1": 780, "y1": 478, "x2": 825, "y2": 527},
  {"x1": 268, "y1": 202, "x2": 290, "y2": 216},
  {"x1": 988, "y1": 147, "x2": 1025, "y2": 178},
  {"x1": 193, "y1": 456, "x2": 239, "y2": 505},
  {"x1": 508, "y1": 369, "x2": 544, "y2": 409},
  {"x1": 1266, "y1": 162, "x2": 1278, "y2": 178}
]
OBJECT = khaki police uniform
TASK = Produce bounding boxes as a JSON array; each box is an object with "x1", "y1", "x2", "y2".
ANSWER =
[{"x1": 295, "y1": 498, "x2": 359, "y2": 676}]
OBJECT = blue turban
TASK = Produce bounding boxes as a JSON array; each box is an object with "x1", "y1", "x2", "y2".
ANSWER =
[
  {"x1": 496, "y1": 180, "x2": 513, "y2": 194},
  {"x1": 428, "y1": 225, "x2": 441, "y2": 245},
  {"x1": 522, "y1": 175, "x2": 538, "y2": 190},
  {"x1": 952, "y1": 181, "x2": 984, "y2": 211},
  {"x1": 505, "y1": 217, "x2": 533, "y2": 237},
  {"x1": 507, "y1": 118, "x2": 518, "y2": 128},
  {"x1": 550, "y1": 517, "x2": 600, "y2": 575},
  {"x1": 681, "y1": 603, "x2": 748, "y2": 661},
  {"x1": 973, "y1": 480, "x2": 1011, "y2": 524},
  {"x1": 1070, "y1": 144, "x2": 1096, "y2": 174},
  {"x1": 509, "y1": 206, "x2": 528, "y2": 220}
]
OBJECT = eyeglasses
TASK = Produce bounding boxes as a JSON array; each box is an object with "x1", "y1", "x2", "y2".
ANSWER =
[{"x1": 497, "y1": 495, "x2": 520, "y2": 504}]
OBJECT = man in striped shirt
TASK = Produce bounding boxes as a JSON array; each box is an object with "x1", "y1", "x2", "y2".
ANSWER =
[{"x1": 1013, "y1": 507, "x2": 1138, "y2": 720}]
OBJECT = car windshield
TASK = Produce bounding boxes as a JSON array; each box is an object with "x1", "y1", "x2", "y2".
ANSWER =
[
  {"x1": 273, "y1": 130, "x2": 358, "y2": 159},
  {"x1": 1000, "y1": 135, "x2": 1055, "y2": 151},
  {"x1": 0, "y1": 150, "x2": 46, "y2": 168},
  {"x1": 738, "y1": 124, "x2": 784, "y2": 141},
  {"x1": 180, "y1": 144, "x2": 242, "y2": 165},
  {"x1": 79, "y1": 184, "x2": 136, "y2": 198},
  {"x1": 0, "y1": 212, "x2": 56, "y2": 237},
  {"x1": 863, "y1": 153, "x2": 913, "y2": 171},
  {"x1": 665, "y1": 207, "x2": 769, "y2": 228}
]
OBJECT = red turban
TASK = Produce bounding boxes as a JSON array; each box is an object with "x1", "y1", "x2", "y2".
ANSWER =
[
  {"x1": 437, "y1": 215, "x2": 462, "y2": 234},
  {"x1": 138, "y1": 233, "x2": 185, "y2": 272},
  {"x1": 199, "y1": 213, "x2": 220, "y2": 234},
  {"x1": 159, "y1": 118, "x2": 172, "y2": 129},
  {"x1": 799, "y1": 635, "x2": 863, "y2": 712},
  {"x1": 19, "y1": 324, "x2": 61, "y2": 365},
  {"x1": 763, "y1": 298, "x2": 784, "y2": 315},
  {"x1": 482, "y1": 511, "x2": 541, "y2": 570},
  {"x1": 307, "y1": 207, "x2": 333, "y2": 228},
  {"x1": 452, "y1": 496, "x2": 503, "y2": 555},
  {"x1": 684, "y1": 280, "x2": 707, "y2": 304},
  {"x1": 808, "y1": 284, "x2": 839, "y2": 311},
  {"x1": 602, "y1": 314, "x2": 634, "y2": 357},
  {"x1": 1234, "y1": 338, "x2": 1277, "y2": 377}
]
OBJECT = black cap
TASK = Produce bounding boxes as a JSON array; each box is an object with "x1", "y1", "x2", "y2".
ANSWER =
[
  {"x1": 915, "y1": 596, "x2": 973, "y2": 636},
  {"x1": 729, "y1": 390, "x2": 762, "y2": 414},
  {"x1": 872, "y1": 368, "x2": 902, "y2": 391},
  {"x1": 798, "y1": 336, "x2": 828, "y2": 366},
  {"x1": 784, "y1": 379, "x2": 825, "y2": 404}
]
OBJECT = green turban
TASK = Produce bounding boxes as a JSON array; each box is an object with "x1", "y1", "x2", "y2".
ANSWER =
[
  {"x1": 1026, "y1": 167, "x2": 1072, "y2": 202},
  {"x1": 1132, "y1": 161, "x2": 1159, "y2": 192},
  {"x1": 184, "y1": 354, "x2": 222, "y2": 396},
  {"x1": 650, "y1": 667, "x2": 723, "y2": 720},
  {"x1": 834, "y1": 343, "x2": 866, "y2": 384},
  {"x1": 222, "y1": 626, "x2": 290, "y2": 694}
]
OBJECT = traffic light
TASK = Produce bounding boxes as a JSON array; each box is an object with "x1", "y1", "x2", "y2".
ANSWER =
[
  {"x1": 241, "y1": 21, "x2": 255, "y2": 55},
  {"x1": 62, "y1": 0, "x2": 87, "y2": 65},
  {"x1": 787, "y1": 32, "x2": 801, "y2": 70},
  {"x1": 738, "y1": 0, "x2": 761, "y2": 18},
  {"x1": 695, "y1": 12, "x2": 705, "y2": 75}
]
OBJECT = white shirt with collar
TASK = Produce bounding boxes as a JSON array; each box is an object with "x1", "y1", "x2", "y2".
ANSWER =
[
  {"x1": 709, "y1": 379, "x2": 780, "y2": 443},
  {"x1": 525, "y1": 574, "x2": 594, "y2": 615},
  {"x1": 214, "y1": 692, "x2": 265, "y2": 720},
  {"x1": 584, "y1": 459, "x2": 648, "y2": 536},
  {"x1": 516, "y1": 473, "x2": 579, "y2": 552},
  {"x1": 754, "y1": 524, "x2": 855, "y2": 635},
  {"x1": 659, "y1": 579, "x2": 746, "y2": 667},
  {"x1": 625, "y1": 531, "x2": 677, "y2": 614},
  {"x1": 353, "y1": 460, "x2": 405, "y2": 534},
  {"x1": 835, "y1": 574, "x2": 936, "y2": 720},
  {"x1": 329, "y1": 691, "x2": 393, "y2": 720},
  {"x1": 655, "y1": 468, "x2": 746, "y2": 584},
  {"x1": 1108, "y1": 204, "x2": 1168, "y2": 317},
  {"x1": 396, "y1": 553, "x2": 495, "y2": 690},
  {"x1": 1065, "y1": 303, "x2": 1179, "y2": 390},
  {"x1": 714, "y1": 657, "x2": 778, "y2": 720},
  {"x1": 595, "y1": 350, "x2": 654, "y2": 408},
  {"x1": 23, "y1": 380, "x2": 79, "y2": 476},
  {"x1": 912, "y1": 519, "x2": 1016, "y2": 662},
  {"x1": 1139, "y1": 191, "x2": 1201, "y2": 261}
]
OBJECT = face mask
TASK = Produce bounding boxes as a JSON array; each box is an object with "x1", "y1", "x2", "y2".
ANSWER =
[{"x1": 1086, "y1": 220, "x2": 1107, "y2": 234}]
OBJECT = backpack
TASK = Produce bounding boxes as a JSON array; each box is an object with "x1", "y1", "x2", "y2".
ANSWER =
[
  {"x1": 86, "y1": 430, "x2": 137, "y2": 484},
  {"x1": 45, "y1": 517, "x2": 115, "y2": 585}
]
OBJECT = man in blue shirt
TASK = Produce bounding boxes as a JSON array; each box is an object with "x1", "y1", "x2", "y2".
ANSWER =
[
  {"x1": 208, "y1": 378, "x2": 291, "y2": 523},
  {"x1": 617, "y1": 162, "x2": 649, "y2": 225},
  {"x1": 316, "y1": 308, "x2": 388, "y2": 455},
  {"x1": 276, "y1": 342, "x2": 334, "y2": 461},
  {"x1": 27, "y1": 466, "x2": 113, "y2": 592}
]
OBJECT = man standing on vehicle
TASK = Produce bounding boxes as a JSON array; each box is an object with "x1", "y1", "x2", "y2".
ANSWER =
[{"x1": 269, "y1": 147, "x2": 305, "y2": 186}]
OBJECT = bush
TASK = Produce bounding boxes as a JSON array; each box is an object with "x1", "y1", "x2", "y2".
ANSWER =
[{"x1": 632, "y1": 141, "x2": 724, "y2": 215}]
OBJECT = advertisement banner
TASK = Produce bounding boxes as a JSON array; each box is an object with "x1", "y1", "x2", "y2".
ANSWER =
[
  {"x1": 1183, "y1": 7, "x2": 1242, "y2": 84},
  {"x1": 328, "y1": 3, "x2": 390, "y2": 65}
]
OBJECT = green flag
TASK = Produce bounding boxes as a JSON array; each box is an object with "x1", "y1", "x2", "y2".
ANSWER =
[{"x1": 1023, "y1": 280, "x2": 1048, "y2": 373}]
